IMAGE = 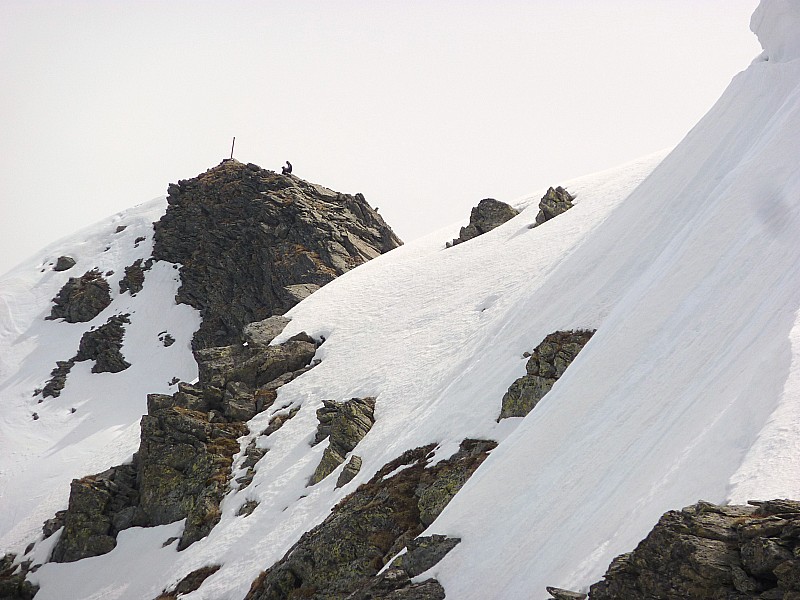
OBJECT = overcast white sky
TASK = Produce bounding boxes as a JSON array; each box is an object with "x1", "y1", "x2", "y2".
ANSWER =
[{"x1": 0, "y1": 1, "x2": 761, "y2": 275}]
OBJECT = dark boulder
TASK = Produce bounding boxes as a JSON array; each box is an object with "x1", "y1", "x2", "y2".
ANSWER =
[
  {"x1": 499, "y1": 329, "x2": 595, "y2": 420},
  {"x1": 53, "y1": 256, "x2": 76, "y2": 272},
  {"x1": 448, "y1": 198, "x2": 519, "y2": 247},
  {"x1": 119, "y1": 258, "x2": 146, "y2": 295},
  {"x1": 534, "y1": 186, "x2": 575, "y2": 226},
  {"x1": 75, "y1": 314, "x2": 131, "y2": 373},
  {"x1": 47, "y1": 269, "x2": 111, "y2": 323},
  {"x1": 41, "y1": 359, "x2": 75, "y2": 399}
]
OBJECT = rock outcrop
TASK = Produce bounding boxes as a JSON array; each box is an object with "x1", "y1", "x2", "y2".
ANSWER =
[
  {"x1": 48, "y1": 329, "x2": 320, "y2": 560},
  {"x1": 534, "y1": 186, "x2": 575, "y2": 226},
  {"x1": 46, "y1": 269, "x2": 111, "y2": 323},
  {"x1": 74, "y1": 314, "x2": 131, "y2": 373},
  {"x1": 499, "y1": 330, "x2": 595, "y2": 420},
  {"x1": 152, "y1": 160, "x2": 402, "y2": 349},
  {"x1": 447, "y1": 198, "x2": 519, "y2": 247},
  {"x1": 309, "y1": 397, "x2": 376, "y2": 485},
  {"x1": 40, "y1": 359, "x2": 75, "y2": 399},
  {"x1": 119, "y1": 258, "x2": 151, "y2": 295},
  {"x1": 587, "y1": 499, "x2": 800, "y2": 599},
  {"x1": 246, "y1": 439, "x2": 496, "y2": 600}
]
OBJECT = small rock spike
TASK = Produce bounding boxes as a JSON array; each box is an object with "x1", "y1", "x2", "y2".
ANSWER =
[{"x1": 230, "y1": 136, "x2": 235, "y2": 159}]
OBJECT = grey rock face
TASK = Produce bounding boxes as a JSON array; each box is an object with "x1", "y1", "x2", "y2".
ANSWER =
[
  {"x1": 246, "y1": 439, "x2": 495, "y2": 600},
  {"x1": 47, "y1": 269, "x2": 111, "y2": 323},
  {"x1": 50, "y1": 464, "x2": 142, "y2": 563},
  {"x1": 389, "y1": 535, "x2": 460, "y2": 578},
  {"x1": 119, "y1": 258, "x2": 146, "y2": 295},
  {"x1": 75, "y1": 314, "x2": 131, "y2": 373},
  {"x1": 242, "y1": 316, "x2": 291, "y2": 348},
  {"x1": 547, "y1": 586, "x2": 587, "y2": 600},
  {"x1": 152, "y1": 160, "x2": 402, "y2": 350},
  {"x1": 448, "y1": 198, "x2": 519, "y2": 247},
  {"x1": 41, "y1": 359, "x2": 75, "y2": 399},
  {"x1": 499, "y1": 329, "x2": 595, "y2": 420},
  {"x1": 53, "y1": 256, "x2": 76, "y2": 271},
  {"x1": 335, "y1": 455, "x2": 363, "y2": 488},
  {"x1": 587, "y1": 499, "x2": 800, "y2": 600},
  {"x1": 534, "y1": 186, "x2": 575, "y2": 226},
  {"x1": 309, "y1": 397, "x2": 376, "y2": 486}
]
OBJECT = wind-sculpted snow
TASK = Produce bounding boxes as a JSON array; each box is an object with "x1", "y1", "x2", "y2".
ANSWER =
[{"x1": 751, "y1": 0, "x2": 800, "y2": 62}]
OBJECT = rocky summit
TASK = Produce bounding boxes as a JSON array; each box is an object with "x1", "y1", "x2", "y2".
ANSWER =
[{"x1": 153, "y1": 159, "x2": 402, "y2": 349}]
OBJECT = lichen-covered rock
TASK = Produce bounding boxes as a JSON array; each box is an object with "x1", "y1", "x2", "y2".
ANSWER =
[
  {"x1": 246, "y1": 439, "x2": 496, "y2": 600},
  {"x1": 587, "y1": 499, "x2": 800, "y2": 600},
  {"x1": 448, "y1": 198, "x2": 519, "y2": 247},
  {"x1": 74, "y1": 314, "x2": 131, "y2": 373},
  {"x1": 534, "y1": 186, "x2": 575, "y2": 226},
  {"x1": 389, "y1": 535, "x2": 460, "y2": 578},
  {"x1": 242, "y1": 316, "x2": 291, "y2": 348},
  {"x1": 137, "y1": 404, "x2": 247, "y2": 550},
  {"x1": 152, "y1": 160, "x2": 402, "y2": 350},
  {"x1": 50, "y1": 464, "x2": 142, "y2": 563},
  {"x1": 309, "y1": 397, "x2": 376, "y2": 486},
  {"x1": 499, "y1": 329, "x2": 595, "y2": 420},
  {"x1": 41, "y1": 359, "x2": 75, "y2": 399},
  {"x1": 53, "y1": 255, "x2": 76, "y2": 272},
  {"x1": 47, "y1": 269, "x2": 112, "y2": 323},
  {"x1": 336, "y1": 455, "x2": 362, "y2": 488},
  {"x1": 0, "y1": 553, "x2": 38, "y2": 600},
  {"x1": 119, "y1": 258, "x2": 146, "y2": 295}
]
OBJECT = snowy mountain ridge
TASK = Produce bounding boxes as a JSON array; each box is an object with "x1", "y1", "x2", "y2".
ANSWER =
[{"x1": 2, "y1": 0, "x2": 800, "y2": 598}]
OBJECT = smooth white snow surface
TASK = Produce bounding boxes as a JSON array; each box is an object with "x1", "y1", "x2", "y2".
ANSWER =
[{"x1": 1, "y1": 1, "x2": 799, "y2": 598}]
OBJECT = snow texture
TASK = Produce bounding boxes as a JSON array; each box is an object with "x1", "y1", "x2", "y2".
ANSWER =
[{"x1": 2, "y1": 1, "x2": 800, "y2": 598}]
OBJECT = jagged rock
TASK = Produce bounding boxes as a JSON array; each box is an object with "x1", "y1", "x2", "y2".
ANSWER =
[
  {"x1": 261, "y1": 407, "x2": 300, "y2": 437},
  {"x1": 137, "y1": 404, "x2": 247, "y2": 550},
  {"x1": 75, "y1": 314, "x2": 131, "y2": 373},
  {"x1": 119, "y1": 258, "x2": 146, "y2": 295},
  {"x1": 336, "y1": 455, "x2": 362, "y2": 488},
  {"x1": 499, "y1": 330, "x2": 595, "y2": 420},
  {"x1": 42, "y1": 510, "x2": 67, "y2": 539},
  {"x1": 283, "y1": 283, "x2": 320, "y2": 304},
  {"x1": 152, "y1": 160, "x2": 402, "y2": 350},
  {"x1": 0, "y1": 553, "x2": 38, "y2": 600},
  {"x1": 160, "y1": 333, "x2": 175, "y2": 347},
  {"x1": 196, "y1": 338, "x2": 317, "y2": 392},
  {"x1": 309, "y1": 397, "x2": 376, "y2": 486},
  {"x1": 46, "y1": 269, "x2": 112, "y2": 323},
  {"x1": 53, "y1": 256, "x2": 76, "y2": 271},
  {"x1": 448, "y1": 198, "x2": 519, "y2": 247},
  {"x1": 155, "y1": 565, "x2": 221, "y2": 600},
  {"x1": 547, "y1": 586, "x2": 587, "y2": 600},
  {"x1": 587, "y1": 499, "x2": 800, "y2": 600},
  {"x1": 389, "y1": 535, "x2": 460, "y2": 578},
  {"x1": 115, "y1": 225, "x2": 127, "y2": 233},
  {"x1": 41, "y1": 359, "x2": 75, "y2": 399},
  {"x1": 50, "y1": 464, "x2": 142, "y2": 563},
  {"x1": 243, "y1": 316, "x2": 291, "y2": 348},
  {"x1": 534, "y1": 186, "x2": 575, "y2": 226},
  {"x1": 245, "y1": 439, "x2": 496, "y2": 600}
]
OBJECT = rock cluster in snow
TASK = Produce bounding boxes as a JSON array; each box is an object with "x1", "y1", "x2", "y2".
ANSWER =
[
  {"x1": 245, "y1": 440, "x2": 495, "y2": 600},
  {"x1": 45, "y1": 269, "x2": 111, "y2": 323},
  {"x1": 447, "y1": 198, "x2": 519, "y2": 247},
  {"x1": 152, "y1": 159, "x2": 402, "y2": 350}
]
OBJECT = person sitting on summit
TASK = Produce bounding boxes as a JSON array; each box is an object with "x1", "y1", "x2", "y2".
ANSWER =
[{"x1": 281, "y1": 161, "x2": 292, "y2": 175}]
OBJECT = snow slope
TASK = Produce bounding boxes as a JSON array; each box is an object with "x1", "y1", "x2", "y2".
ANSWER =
[{"x1": 1, "y1": 0, "x2": 799, "y2": 597}]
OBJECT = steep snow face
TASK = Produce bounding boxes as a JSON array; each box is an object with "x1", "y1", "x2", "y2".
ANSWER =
[
  {"x1": 0, "y1": 198, "x2": 200, "y2": 552},
  {"x1": 751, "y1": 0, "x2": 800, "y2": 62}
]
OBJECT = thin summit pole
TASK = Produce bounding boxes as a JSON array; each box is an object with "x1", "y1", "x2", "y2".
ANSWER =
[{"x1": 230, "y1": 137, "x2": 235, "y2": 160}]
